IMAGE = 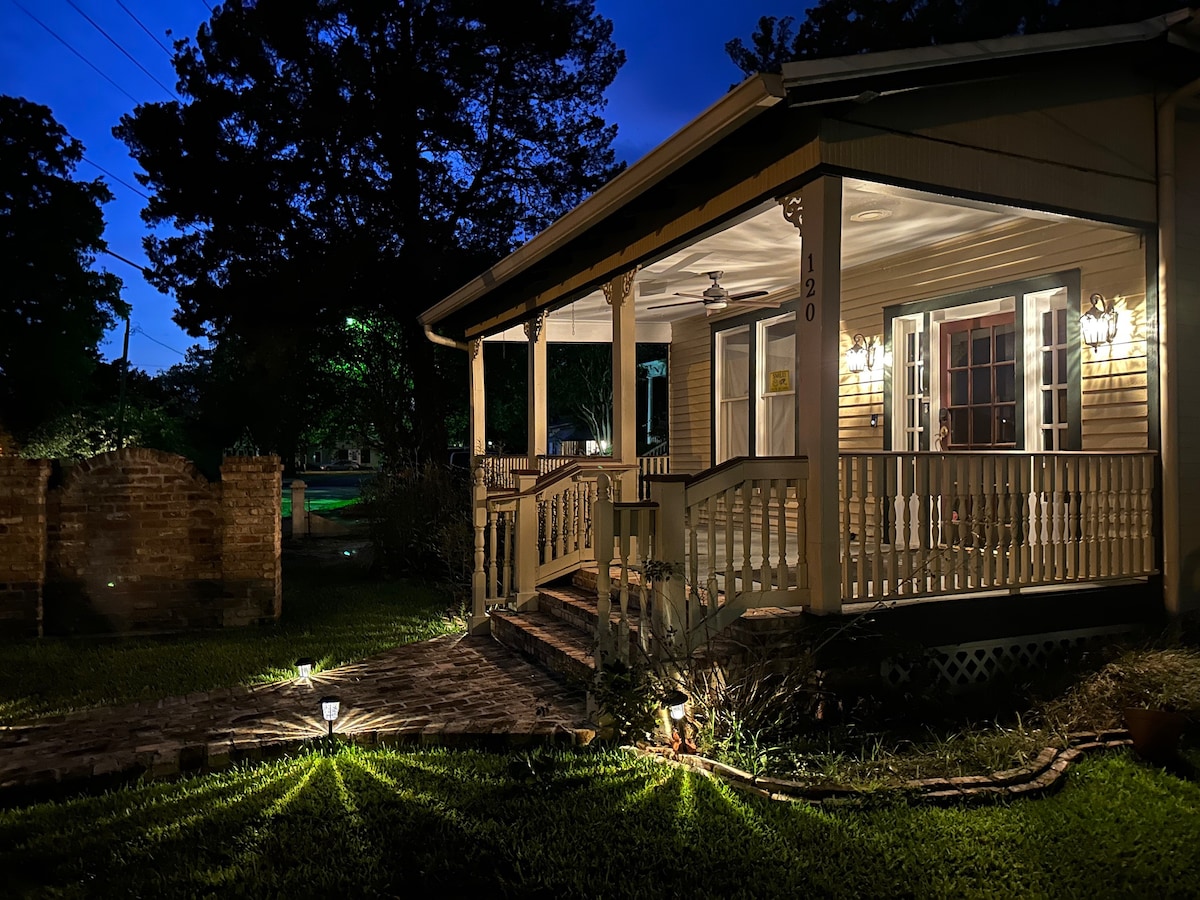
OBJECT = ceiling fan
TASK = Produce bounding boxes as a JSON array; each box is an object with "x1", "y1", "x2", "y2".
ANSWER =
[{"x1": 647, "y1": 271, "x2": 770, "y2": 312}]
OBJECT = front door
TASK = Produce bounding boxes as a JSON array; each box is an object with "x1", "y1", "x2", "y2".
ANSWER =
[{"x1": 940, "y1": 313, "x2": 1017, "y2": 449}]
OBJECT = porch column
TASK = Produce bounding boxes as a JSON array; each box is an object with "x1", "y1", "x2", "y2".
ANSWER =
[
  {"x1": 525, "y1": 313, "x2": 547, "y2": 468},
  {"x1": 469, "y1": 339, "x2": 485, "y2": 456},
  {"x1": 780, "y1": 175, "x2": 842, "y2": 615},
  {"x1": 606, "y1": 269, "x2": 638, "y2": 498}
]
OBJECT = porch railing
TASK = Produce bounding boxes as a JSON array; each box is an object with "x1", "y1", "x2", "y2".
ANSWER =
[
  {"x1": 595, "y1": 457, "x2": 811, "y2": 659},
  {"x1": 481, "y1": 452, "x2": 669, "y2": 496},
  {"x1": 837, "y1": 451, "x2": 1157, "y2": 602},
  {"x1": 469, "y1": 458, "x2": 635, "y2": 632}
]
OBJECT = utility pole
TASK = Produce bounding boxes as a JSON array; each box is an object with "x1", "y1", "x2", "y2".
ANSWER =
[{"x1": 115, "y1": 313, "x2": 130, "y2": 449}]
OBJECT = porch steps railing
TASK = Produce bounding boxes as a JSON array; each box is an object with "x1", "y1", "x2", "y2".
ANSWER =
[
  {"x1": 469, "y1": 457, "x2": 636, "y2": 633},
  {"x1": 595, "y1": 457, "x2": 812, "y2": 660},
  {"x1": 481, "y1": 453, "x2": 668, "y2": 495}
]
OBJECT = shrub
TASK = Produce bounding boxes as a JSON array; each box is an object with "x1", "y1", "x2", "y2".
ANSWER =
[{"x1": 361, "y1": 463, "x2": 472, "y2": 593}]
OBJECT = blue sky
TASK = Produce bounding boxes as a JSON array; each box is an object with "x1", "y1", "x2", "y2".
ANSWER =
[{"x1": 0, "y1": 0, "x2": 790, "y2": 372}]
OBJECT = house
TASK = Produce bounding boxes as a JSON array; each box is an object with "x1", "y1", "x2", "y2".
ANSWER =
[{"x1": 419, "y1": 10, "x2": 1200, "y2": 679}]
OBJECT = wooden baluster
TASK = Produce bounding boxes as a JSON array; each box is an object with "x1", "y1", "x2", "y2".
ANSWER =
[
  {"x1": 1082, "y1": 456, "x2": 1097, "y2": 579},
  {"x1": 887, "y1": 456, "x2": 900, "y2": 597},
  {"x1": 760, "y1": 480, "x2": 773, "y2": 591},
  {"x1": 1008, "y1": 455, "x2": 1021, "y2": 587},
  {"x1": 1141, "y1": 455, "x2": 1154, "y2": 573},
  {"x1": 927, "y1": 454, "x2": 943, "y2": 594},
  {"x1": 914, "y1": 453, "x2": 930, "y2": 594},
  {"x1": 1062, "y1": 457, "x2": 1076, "y2": 582},
  {"x1": 724, "y1": 487, "x2": 736, "y2": 603},
  {"x1": 1118, "y1": 456, "x2": 1132, "y2": 576},
  {"x1": 706, "y1": 496, "x2": 718, "y2": 610},
  {"x1": 978, "y1": 455, "x2": 993, "y2": 588},
  {"x1": 878, "y1": 460, "x2": 888, "y2": 602},
  {"x1": 487, "y1": 508, "x2": 499, "y2": 600},
  {"x1": 857, "y1": 454, "x2": 870, "y2": 600},
  {"x1": 1015, "y1": 456, "x2": 1030, "y2": 586},
  {"x1": 1099, "y1": 456, "x2": 1111, "y2": 578},
  {"x1": 742, "y1": 481, "x2": 753, "y2": 597},
  {"x1": 775, "y1": 478, "x2": 788, "y2": 591},
  {"x1": 795, "y1": 475, "x2": 809, "y2": 590},
  {"x1": 841, "y1": 456, "x2": 853, "y2": 598},
  {"x1": 688, "y1": 499, "x2": 700, "y2": 610},
  {"x1": 902, "y1": 455, "x2": 917, "y2": 594},
  {"x1": 617, "y1": 514, "x2": 631, "y2": 664},
  {"x1": 966, "y1": 454, "x2": 982, "y2": 589}
]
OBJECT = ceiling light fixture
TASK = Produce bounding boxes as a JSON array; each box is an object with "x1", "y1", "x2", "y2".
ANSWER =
[{"x1": 850, "y1": 208, "x2": 893, "y2": 223}]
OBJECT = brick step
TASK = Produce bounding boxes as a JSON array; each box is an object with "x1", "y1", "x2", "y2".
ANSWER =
[
  {"x1": 490, "y1": 609, "x2": 595, "y2": 683},
  {"x1": 570, "y1": 567, "x2": 647, "y2": 610},
  {"x1": 537, "y1": 585, "x2": 644, "y2": 639}
]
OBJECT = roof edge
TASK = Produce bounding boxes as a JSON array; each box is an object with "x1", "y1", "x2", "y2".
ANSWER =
[
  {"x1": 780, "y1": 9, "x2": 1196, "y2": 97},
  {"x1": 419, "y1": 72, "x2": 785, "y2": 328}
]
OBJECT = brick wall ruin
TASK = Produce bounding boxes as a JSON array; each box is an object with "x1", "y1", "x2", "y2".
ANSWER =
[{"x1": 0, "y1": 449, "x2": 281, "y2": 636}]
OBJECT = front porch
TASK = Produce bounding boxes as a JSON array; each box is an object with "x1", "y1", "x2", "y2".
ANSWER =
[{"x1": 467, "y1": 447, "x2": 1158, "y2": 656}]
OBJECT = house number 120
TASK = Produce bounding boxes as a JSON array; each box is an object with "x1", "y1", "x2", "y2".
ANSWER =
[{"x1": 804, "y1": 252, "x2": 816, "y2": 318}]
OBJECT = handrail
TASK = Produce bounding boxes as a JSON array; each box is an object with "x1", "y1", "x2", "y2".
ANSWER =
[{"x1": 682, "y1": 456, "x2": 810, "y2": 506}]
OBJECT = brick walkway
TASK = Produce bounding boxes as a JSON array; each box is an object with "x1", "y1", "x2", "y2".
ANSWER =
[{"x1": 0, "y1": 634, "x2": 592, "y2": 798}]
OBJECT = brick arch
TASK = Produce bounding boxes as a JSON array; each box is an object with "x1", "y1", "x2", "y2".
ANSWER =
[{"x1": 58, "y1": 447, "x2": 213, "y2": 493}]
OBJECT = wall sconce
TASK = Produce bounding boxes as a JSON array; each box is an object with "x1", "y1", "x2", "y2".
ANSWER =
[
  {"x1": 1080, "y1": 293, "x2": 1118, "y2": 351},
  {"x1": 320, "y1": 695, "x2": 341, "y2": 736},
  {"x1": 846, "y1": 334, "x2": 877, "y2": 373}
]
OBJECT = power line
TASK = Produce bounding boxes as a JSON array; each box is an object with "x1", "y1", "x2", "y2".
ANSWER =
[
  {"x1": 114, "y1": 0, "x2": 173, "y2": 59},
  {"x1": 102, "y1": 247, "x2": 149, "y2": 274},
  {"x1": 198, "y1": 0, "x2": 212, "y2": 12},
  {"x1": 82, "y1": 156, "x2": 150, "y2": 201},
  {"x1": 133, "y1": 325, "x2": 186, "y2": 356},
  {"x1": 9, "y1": 0, "x2": 140, "y2": 105},
  {"x1": 64, "y1": 0, "x2": 179, "y2": 100}
]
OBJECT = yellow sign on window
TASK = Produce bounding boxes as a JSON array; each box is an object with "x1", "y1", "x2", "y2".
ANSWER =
[{"x1": 768, "y1": 370, "x2": 791, "y2": 392}]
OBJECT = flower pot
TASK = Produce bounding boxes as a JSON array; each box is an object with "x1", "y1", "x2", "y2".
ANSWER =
[{"x1": 1123, "y1": 707, "x2": 1187, "y2": 762}]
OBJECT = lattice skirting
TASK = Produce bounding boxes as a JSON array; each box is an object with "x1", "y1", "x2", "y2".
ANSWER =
[{"x1": 881, "y1": 624, "x2": 1138, "y2": 690}]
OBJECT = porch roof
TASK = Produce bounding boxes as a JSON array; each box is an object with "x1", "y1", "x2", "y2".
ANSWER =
[{"x1": 420, "y1": 9, "x2": 1200, "y2": 342}]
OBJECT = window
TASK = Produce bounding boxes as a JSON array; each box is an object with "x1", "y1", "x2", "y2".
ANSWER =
[
  {"x1": 716, "y1": 326, "x2": 750, "y2": 462},
  {"x1": 756, "y1": 313, "x2": 796, "y2": 456}
]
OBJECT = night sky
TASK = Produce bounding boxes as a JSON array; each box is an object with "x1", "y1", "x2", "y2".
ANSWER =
[{"x1": 0, "y1": 0, "x2": 792, "y2": 373}]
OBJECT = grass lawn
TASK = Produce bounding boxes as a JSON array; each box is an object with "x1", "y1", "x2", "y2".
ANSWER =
[
  {"x1": 1, "y1": 744, "x2": 1196, "y2": 898},
  {"x1": 0, "y1": 564, "x2": 459, "y2": 724}
]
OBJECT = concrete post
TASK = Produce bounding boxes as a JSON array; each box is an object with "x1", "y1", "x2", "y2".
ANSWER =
[{"x1": 290, "y1": 479, "x2": 308, "y2": 537}]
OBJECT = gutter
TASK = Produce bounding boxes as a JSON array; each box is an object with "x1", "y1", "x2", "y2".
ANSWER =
[
  {"x1": 1156, "y1": 70, "x2": 1200, "y2": 617},
  {"x1": 418, "y1": 73, "x2": 785, "y2": 329}
]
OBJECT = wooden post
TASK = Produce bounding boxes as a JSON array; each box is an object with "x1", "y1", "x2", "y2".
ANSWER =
[
  {"x1": 526, "y1": 314, "x2": 547, "y2": 467},
  {"x1": 513, "y1": 470, "x2": 541, "y2": 611},
  {"x1": 650, "y1": 476, "x2": 690, "y2": 656},
  {"x1": 780, "y1": 175, "x2": 842, "y2": 614},
  {"x1": 470, "y1": 460, "x2": 490, "y2": 634},
  {"x1": 469, "y1": 339, "x2": 486, "y2": 456},
  {"x1": 594, "y1": 473, "x2": 615, "y2": 664},
  {"x1": 608, "y1": 269, "x2": 638, "y2": 499}
]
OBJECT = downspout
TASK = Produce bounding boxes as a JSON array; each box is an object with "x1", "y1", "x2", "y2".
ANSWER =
[
  {"x1": 1156, "y1": 74, "x2": 1200, "y2": 618},
  {"x1": 422, "y1": 323, "x2": 470, "y2": 353}
]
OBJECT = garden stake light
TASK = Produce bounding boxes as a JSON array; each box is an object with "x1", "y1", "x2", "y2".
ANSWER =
[
  {"x1": 320, "y1": 696, "x2": 341, "y2": 736},
  {"x1": 296, "y1": 657, "x2": 314, "y2": 681}
]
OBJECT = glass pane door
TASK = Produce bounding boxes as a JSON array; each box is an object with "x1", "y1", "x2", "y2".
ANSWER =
[{"x1": 941, "y1": 313, "x2": 1017, "y2": 449}]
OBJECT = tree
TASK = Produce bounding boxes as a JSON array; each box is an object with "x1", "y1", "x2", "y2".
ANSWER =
[
  {"x1": 116, "y1": 0, "x2": 624, "y2": 466},
  {"x1": 0, "y1": 96, "x2": 126, "y2": 441},
  {"x1": 726, "y1": 0, "x2": 1187, "y2": 74}
]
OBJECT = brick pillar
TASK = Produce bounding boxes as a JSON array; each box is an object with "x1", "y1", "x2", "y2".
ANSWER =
[
  {"x1": 220, "y1": 456, "x2": 282, "y2": 624},
  {"x1": 0, "y1": 458, "x2": 51, "y2": 636}
]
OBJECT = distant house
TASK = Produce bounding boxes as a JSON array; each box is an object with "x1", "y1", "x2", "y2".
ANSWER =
[{"x1": 419, "y1": 11, "x2": 1200, "y2": 663}]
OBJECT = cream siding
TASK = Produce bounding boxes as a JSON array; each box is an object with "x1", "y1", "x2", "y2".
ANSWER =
[{"x1": 668, "y1": 217, "x2": 1151, "y2": 471}]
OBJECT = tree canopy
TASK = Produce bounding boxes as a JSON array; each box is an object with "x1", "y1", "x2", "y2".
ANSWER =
[
  {"x1": 116, "y1": 0, "x2": 624, "y2": 465},
  {"x1": 727, "y1": 0, "x2": 1187, "y2": 75},
  {"x1": 0, "y1": 96, "x2": 126, "y2": 442}
]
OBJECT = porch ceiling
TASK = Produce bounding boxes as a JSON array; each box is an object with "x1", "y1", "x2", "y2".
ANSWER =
[{"x1": 483, "y1": 178, "x2": 1053, "y2": 342}]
